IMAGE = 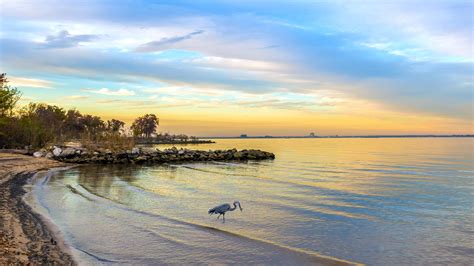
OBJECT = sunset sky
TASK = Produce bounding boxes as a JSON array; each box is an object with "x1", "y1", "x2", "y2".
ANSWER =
[{"x1": 1, "y1": 0, "x2": 472, "y2": 136}]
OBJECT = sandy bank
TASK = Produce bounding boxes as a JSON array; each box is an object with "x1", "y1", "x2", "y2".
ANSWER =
[{"x1": 0, "y1": 152, "x2": 75, "y2": 264}]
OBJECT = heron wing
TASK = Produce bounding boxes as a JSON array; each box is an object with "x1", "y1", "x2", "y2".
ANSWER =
[{"x1": 208, "y1": 203, "x2": 230, "y2": 214}]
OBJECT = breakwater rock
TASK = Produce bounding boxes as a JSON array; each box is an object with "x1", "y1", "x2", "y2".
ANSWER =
[{"x1": 35, "y1": 146, "x2": 275, "y2": 164}]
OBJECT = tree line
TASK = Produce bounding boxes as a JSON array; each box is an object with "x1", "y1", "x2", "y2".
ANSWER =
[{"x1": 0, "y1": 73, "x2": 162, "y2": 149}]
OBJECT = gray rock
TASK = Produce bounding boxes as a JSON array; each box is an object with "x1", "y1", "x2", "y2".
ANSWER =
[
  {"x1": 233, "y1": 151, "x2": 243, "y2": 159},
  {"x1": 141, "y1": 147, "x2": 156, "y2": 154},
  {"x1": 45, "y1": 152, "x2": 54, "y2": 159},
  {"x1": 131, "y1": 147, "x2": 140, "y2": 154},
  {"x1": 60, "y1": 147, "x2": 76, "y2": 157},
  {"x1": 53, "y1": 147, "x2": 62, "y2": 157},
  {"x1": 33, "y1": 151, "x2": 44, "y2": 158}
]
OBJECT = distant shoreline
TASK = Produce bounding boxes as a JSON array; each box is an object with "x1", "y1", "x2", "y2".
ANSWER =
[
  {"x1": 202, "y1": 134, "x2": 474, "y2": 139},
  {"x1": 135, "y1": 139, "x2": 215, "y2": 145}
]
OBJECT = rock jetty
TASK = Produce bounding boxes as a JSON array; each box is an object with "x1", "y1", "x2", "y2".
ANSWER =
[{"x1": 33, "y1": 146, "x2": 275, "y2": 164}]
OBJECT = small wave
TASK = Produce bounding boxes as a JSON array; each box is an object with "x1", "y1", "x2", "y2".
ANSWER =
[
  {"x1": 66, "y1": 185, "x2": 95, "y2": 202},
  {"x1": 211, "y1": 161, "x2": 255, "y2": 167},
  {"x1": 75, "y1": 247, "x2": 120, "y2": 263},
  {"x1": 41, "y1": 174, "x2": 50, "y2": 186},
  {"x1": 133, "y1": 226, "x2": 196, "y2": 249},
  {"x1": 180, "y1": 165, "x2": 259, "y2": 178},
  {"x1": 77, "y1": 184, "x2": 126, "y2": 206}
]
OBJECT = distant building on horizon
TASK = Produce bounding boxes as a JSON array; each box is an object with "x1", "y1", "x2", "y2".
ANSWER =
[
  {"x1": 240, "y1": 134, "x2": 248, "y2": 138},
  {"x1": 309, "y1": 132, "x2": 316, "y2": 137}
]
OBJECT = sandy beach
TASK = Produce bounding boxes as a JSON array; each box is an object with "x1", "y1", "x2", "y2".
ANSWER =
[{"x1": 0, "y1": 152, "x2": 75, "y2": 264}]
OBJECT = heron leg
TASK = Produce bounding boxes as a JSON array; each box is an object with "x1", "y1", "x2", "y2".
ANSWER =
[
  {"x1": 222, "y1": 213, "x2": 225, "y2": 223},
  {"x1": 217, "y1": 214, "x2": 221, "y2": 220}
]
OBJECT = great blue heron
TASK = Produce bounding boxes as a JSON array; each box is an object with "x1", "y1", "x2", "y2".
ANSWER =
[{"x1": 208, "y1": 201, "x2": 243, "y2": 223}]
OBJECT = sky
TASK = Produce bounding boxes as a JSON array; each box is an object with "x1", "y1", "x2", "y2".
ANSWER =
[{"x1": 0, "y1": 0, "x2": 473, "y2": 136}]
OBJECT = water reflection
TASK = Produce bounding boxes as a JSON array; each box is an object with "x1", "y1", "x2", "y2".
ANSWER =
[{"x1": 33, "y1": 138, "x2": 474, "y2": 265}]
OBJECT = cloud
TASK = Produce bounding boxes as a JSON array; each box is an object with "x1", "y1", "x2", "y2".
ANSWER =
[
  {"x1": 95, "y1": 98, "x2": 189, "y2": 109},
  {"x1": 8, "y1": 76, "x2": 54, "y2": 88},
  {"x1": 83, "y1": 88, "x2": 135, "y2": 96},
  {"x1": 96, "y1": 99, "x2": 122, "y2": 104},
  {"x1": 3, "y1": 36, "x2": 472, "y2": 119},
  {"x1": 63, "y1": 95, "x2": 89, "y2": 100},
  {"x1": 190, "y1": 56, "x2": 285, "y2": 72},
  {"x1": 2, "y1": 38, "x2": 280, "y2": 94},
  {"x1": 326, "y1": 1, "x2": 473, "y2": 60},
  {"x1": 1, "y1": 1, "x2": 472, "y2": 124},
  {"x1": 18, "y1": 96, "x2": 34, "y2": 102},
  {"x1": 41, "y1": 30, "x2": 99, "y2": 49},
  {"x1": 135, "y1": 30, "x2": 204, "y2": 52}
]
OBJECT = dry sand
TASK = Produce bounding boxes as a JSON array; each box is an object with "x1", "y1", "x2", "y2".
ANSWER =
[{"x1": 0, "y1": 152, "x2": 75, "y2": 264}]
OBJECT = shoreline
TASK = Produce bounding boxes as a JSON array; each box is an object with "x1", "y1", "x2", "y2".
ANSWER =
[
  {"x1": 0, "y1": 153, "x2": 75, "y2": 264},
  {"x1": 135, "y1": 139, "x2": 215, "y2": 145}
]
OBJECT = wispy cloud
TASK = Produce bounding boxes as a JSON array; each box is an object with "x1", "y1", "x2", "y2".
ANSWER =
[
  {"x1": 95, "y1": 98, "x2": 189, "y2": 109},
  {"x1": 135, "y1": 30, "x2": 204, "y2": 52},
  {"x1": 63, "y1": 95, "x2": 89, "y2": 100},
  {"x1": 41, "y1": 30, "x2": 99, "y2": 49},
  {"x1": 96, "y1": 99, "x2": 123, "y2": 104},
  {"x1": 190, "y1": 56, "x2": 285, "y2": 72},
  {"x1": 83, "y1": 88, "x2": 135, "y2": 96},
  {"x1": 8, "y1": 76, "x2": 54, "y2": 88}
]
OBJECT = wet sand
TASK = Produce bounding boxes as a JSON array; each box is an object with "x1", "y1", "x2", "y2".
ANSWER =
[{"x1": 0, "y1": 152, "x2": 75, "y2": 264}]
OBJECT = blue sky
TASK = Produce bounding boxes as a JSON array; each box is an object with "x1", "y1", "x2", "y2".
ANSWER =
[{"x1": 0, "y1": 0, "x2": 472, "y2": 135}]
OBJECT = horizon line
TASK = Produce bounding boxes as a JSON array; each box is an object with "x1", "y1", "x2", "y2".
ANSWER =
[{"x1": 198, "y1": 134, "x2": 474, "y2": 139}]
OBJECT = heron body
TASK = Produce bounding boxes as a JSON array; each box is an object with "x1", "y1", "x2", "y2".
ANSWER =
[{"x1": 208, "y1": 201, "x2": 243, "y2": 223}]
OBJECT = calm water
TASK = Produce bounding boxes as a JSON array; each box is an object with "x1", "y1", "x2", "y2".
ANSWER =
[{"x1": 29, "y1": 138, "x2": 474, "y2": 265}]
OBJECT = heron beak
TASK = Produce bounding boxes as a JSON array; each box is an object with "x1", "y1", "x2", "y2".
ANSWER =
[{"x1": 240, "y1": 207, "x2": 243, "y2": 212}]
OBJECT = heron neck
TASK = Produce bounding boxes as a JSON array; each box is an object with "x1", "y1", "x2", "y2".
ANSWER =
[{"x1": 230, "y1": 203, "x2": 238, "y2": 211}]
